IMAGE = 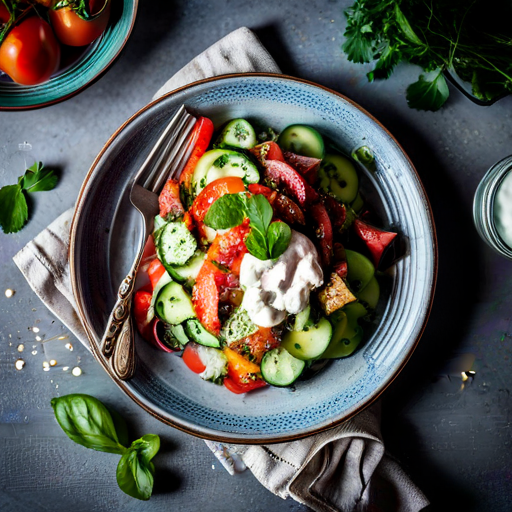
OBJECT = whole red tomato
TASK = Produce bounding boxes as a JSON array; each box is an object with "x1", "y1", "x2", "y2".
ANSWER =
[
  {"x1": 49, "y1": 0, "x2": 111, "y2": 47},
  {"x1": 0, "y1": 16, "x2": 61, "y2": 86}
]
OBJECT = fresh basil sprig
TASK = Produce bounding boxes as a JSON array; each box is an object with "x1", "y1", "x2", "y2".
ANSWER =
[
  {"x1": 0, "y1": 161, "x2": 58, "y2": 234},
  {"x1": 204, "y1": 193, "x2": 292, "y2": 260},
  {"x1": 51, "y1": 394, "x2": 160, "y2": 501}
]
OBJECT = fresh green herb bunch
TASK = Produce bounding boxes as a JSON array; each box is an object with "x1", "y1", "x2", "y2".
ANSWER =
[{"x1": 342, "y1": 0, "x2": 512, "y2": 110}]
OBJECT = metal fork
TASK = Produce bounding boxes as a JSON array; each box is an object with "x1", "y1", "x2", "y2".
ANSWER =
[{"x1": 100, "y1": 105, "x2": 197, "y2": 381}]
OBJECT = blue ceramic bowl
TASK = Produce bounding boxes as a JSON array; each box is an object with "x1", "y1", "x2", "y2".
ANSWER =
[
  {"x1": 0, "y1": 0, "x2": 138, "y2": 110},
  {"x1": 70, "y1": 74, "x2": 437, "y2": 443}
]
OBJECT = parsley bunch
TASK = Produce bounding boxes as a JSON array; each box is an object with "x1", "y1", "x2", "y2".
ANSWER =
[
  {"x1": 342, "y1": 0, "x2": 512, "y2": 110},
  {"x1": 0, "y1": 162, "x2": 58, "y2": 234}
]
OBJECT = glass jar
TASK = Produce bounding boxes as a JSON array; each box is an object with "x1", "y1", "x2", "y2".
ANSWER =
[{"x1": 473, "y1": 155, "x2": 512, "y2": 260}]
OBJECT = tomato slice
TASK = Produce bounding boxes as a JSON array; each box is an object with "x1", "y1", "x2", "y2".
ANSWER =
[
  {"x1": 147, "y1": 258, "x2": 166, "y2": 290},
  {"x1": 182, "y1": 343, "x2": 206, "y2": 374},
  {"x1": 310, "y1": 202, "x2": 333, "y2": 267},
  {"x1": 191, "y1": 177, "x2": 245, "y2": 224},
  {"x1": 133, "y1": 290, "x2": 153, "y2": 341},
  {"x1": 49, "y1": 0, "x2": 111, "y2": 47},
  {"x1": 353, "y1": 219, "x2": 397, "y2": 267},
  {"x1": 224, "y1": 375, "x2": 267, "y2": 394},
  {"x1": 249, "y1": 142, "x2": 285, "y2": 165},
  {"x1": 283, "y1": 151, "x2": 321, "y2": 185},
  {"x1": 158, "y1": 178, "x2": 184, "y2": 221},
  {"x1": 207, "y1": 220, "x2": 250, "y2": 275},
  {"x1": 192, "y1": 260, "x2": 224, "y2": 335}
]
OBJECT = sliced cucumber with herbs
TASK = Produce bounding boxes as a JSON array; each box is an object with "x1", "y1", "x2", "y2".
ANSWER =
[
  {"x1": 191, "y1": 149, "x2": 228, "y2": 197},
  {"x1": 292, "y1": 305, "x2": 311, "y2": 332},
  {"x1": 185, "y1": 319, "x2": 220, "y2": 348},
  {"x1": 166, "y1": 249, "x2": 206, "y2": 286},
  {"x1": 155, "y1": 281, "x2": 196, "y2": 325},
  {"x1": 281, "y1": 317, "x2": 332, "y2": 361},
  {"x1": 321, "y1": 302, "x2": 367, "y2": 359},
  {"x1": 261, "y1": 347, "x2": 305, "y2": 387},
  {"x1": 356, "y1": 276, "x2": 380, "y2": 309},
  {"x1": 221, "y1": 308, "x2": 258, "y2": 345},
  {"x1": 345, "y1": 249, "x2": 375, "y2": 293},
  {"x1": 162, "y1": 323, "x2": 189, "y2": 350},
  {"x1": 318, "y1": 154, "x2": 359, "y2": 204},
  {"x1": 147, "y1": 270, "x2": 173, "y2": 324},
  {"x1": 215, "y1": 119, "x2": 257, "y2": 149},
  {"x1": 206, "y1": 151, "x2": 259, "y2": 186},
  {"x1": 156, "y1": 221, "x2": 197, "y2": 267},
  {"x1": 278, "y1": 124, "x2": 325, "y2": 159}
]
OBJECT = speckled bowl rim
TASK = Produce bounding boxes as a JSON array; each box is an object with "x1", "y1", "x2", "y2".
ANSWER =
[
  {"x1": 69, "y1": 73, "x2": 438, "y2": 444},
  {"x1": 0, "y1": 0, "x2": 139, "y2": 111}
]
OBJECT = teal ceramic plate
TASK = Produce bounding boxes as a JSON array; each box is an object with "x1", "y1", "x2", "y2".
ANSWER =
[
  {"x1": 0, "y1": 0, "x2": 137, "y2": 110},
  {"x1": 70, "y1": 74, "x2": 437, "y2": 444}
]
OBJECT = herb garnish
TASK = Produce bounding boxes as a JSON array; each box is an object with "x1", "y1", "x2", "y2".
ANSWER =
[
  {"x1": 51, "y1": 394, "x2": 160, "y2": 501},
  {"x1": 204, "y1": 193, "x2": 292, "y2": 260},
  {"x1": 0, "y1": 162, "x2": 58, "y2": 234},
  {"x1": 342, "y1": 0, "x2": 512, "y2": 110}
]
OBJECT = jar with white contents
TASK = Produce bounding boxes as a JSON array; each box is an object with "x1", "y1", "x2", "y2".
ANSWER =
[{"x1": 473, "y1": 155, "x2": 512, "y2": 260}]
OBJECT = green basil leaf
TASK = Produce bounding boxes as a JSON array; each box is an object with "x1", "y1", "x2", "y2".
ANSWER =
[
  {"x1": 116, "y1": 435, "x2": 160, "y2": 501},
  {"x1": 245, "y1": 194, "x2": 272, "y2": 236},
  {"x1": 267, "y1": 221, "x2": 292, "y2": 259},
  {"x1": 406, "y1": 71, "x2": 449, "y2": 111},
  {"x1": 203, "y1": 193, "x2": 246, "y2": 229},
  {"x1": 19, "y1": 162, "x2": 58, "y2": 193},
  {"x1": 106, "y1": 406, "x2": 130, "y2": 448},
  {"x1": 0, "y1": 184, "x2": 28, "y2": 234},
  {"x1": 245, "y1": 229, "x2": 269, "y2": 260},
  {"x1": 51, "y1": 394, "x2": 127, "y2": 455}
]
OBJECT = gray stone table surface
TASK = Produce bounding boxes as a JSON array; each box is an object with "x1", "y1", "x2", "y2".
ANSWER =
[{"x1": 1, "y1": 1, "x2": 512, "y2": 511}]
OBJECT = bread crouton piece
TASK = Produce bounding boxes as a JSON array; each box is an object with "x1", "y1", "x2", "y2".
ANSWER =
[{"x1": 317, "y1": 272, "x2": 357, "y2": 316}]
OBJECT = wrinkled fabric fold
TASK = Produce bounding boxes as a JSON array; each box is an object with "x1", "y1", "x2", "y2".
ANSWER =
[{"x1": 12, "y1": 26, "x2": 429, "y2": 512}]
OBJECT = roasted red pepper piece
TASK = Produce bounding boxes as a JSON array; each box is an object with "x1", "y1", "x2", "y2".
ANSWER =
[
  {"x1": 264, "y1": 159, "x2": 319, "y2": 207},
  {"x1": 178, "y1": 117, "x2": 215, "y2": 197},
  {"x1": 353, "y1": 218, "x2": 397, "y2": 267},
  {"x1": 283, "y1": 151, "x2": 321, "y2": 185},
  {"x1": 158, "y1": 179, "x2": 184, "y2": 221},
  {"x1": 310, "y1": 202, "x2": 333, "y2": 267}
]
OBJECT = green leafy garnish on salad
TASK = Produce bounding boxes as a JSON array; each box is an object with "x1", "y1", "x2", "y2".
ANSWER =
[
  {"x1": 342, "y1": 0, "x2": 512, "y2": 110},
  {"x1": 204, "y1": 193, "x2": 292, "y2": 260},
  {"x1": 0, "y1": 162, "x2": 58, "y2": 234}
]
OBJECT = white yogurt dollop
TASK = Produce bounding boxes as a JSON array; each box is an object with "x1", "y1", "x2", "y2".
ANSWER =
[
  {"x1": 494, "y1": 170, "x2": 512, "y2": 248},
  {"x1": 240, "y1": 230, "x2": 324, "y2": 327}
]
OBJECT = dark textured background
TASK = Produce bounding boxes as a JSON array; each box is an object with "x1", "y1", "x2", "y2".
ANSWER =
[{"x1": 1, "y1": 1, "x2": 512, "y2": 510}]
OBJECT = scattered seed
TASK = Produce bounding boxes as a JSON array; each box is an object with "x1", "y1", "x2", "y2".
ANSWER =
[
  {"x1": 35, "y1": 336, "x2": 42, "y2": 342},
  {"x1": 31, "y1": 350, "x2": 37, "y2": 355},
  {"x1": 17, "y1": 344, "x2": 24, "y2": 352},
  {"x1": 62, "y1": 366, "x2": 69, "y2": 371},
  {"x1": 32, "y1": 327, "x2": 40, "y2": 333},
  {"x1": 15, "y1": 359, "x2": 25, "y2": 370},
  {"x1": 65, "y1": 343, "x2": 73, "y2": 351},
  {"x1": 43, "y1": 361, "x2": 50, "y2": 372},
  {"x1": 5, "y1": 289, "x2": 14, "y2": 298},
  {"x1": 49, "y1": 359, "x2": 57, "y2": 367},
  {"x1": 71, "y1": 367, "x2": 82, "y2": 377}
]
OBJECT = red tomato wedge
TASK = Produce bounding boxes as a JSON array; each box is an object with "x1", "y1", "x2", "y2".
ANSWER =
[
  {"x1": 249, "y1": 141, "x2": 285, "y2": 165},
  {"x1": 182, "y1": 343, "x2": 206, "y2": 374},
  {"x1": 207, "y1": 220, "x2": 250, "y2": 275},
  {"x1": 158, "y1": 179, "x2": 184, "y2": 221},
  {"x1": 147, "y1": 258, "x2": 166, "y2": 290},
  {"x1": 353, "y1": 219, "x2": 397, "y2": 267},
  {"x1": 224, "y1": 375, "x2": 267, "y2": 394},
  {"x1": 310, "y1": 202, "x2": 333, "y2": 267},
  {"x1": 133, "y1": 290, "x2": 153, "y2": 341},
  {"x1": 191, "y1": 177, "x2": 245, "y2": 223},
  {"x1": 179, "y1": 117, "x2": 215, "y2": 195},
  {"x1": 323, "y1": 195, "x2": 347, "y2": 231},
  {"x1": 264, "y1": 160, "x2": 318, "y2": 207},
  {"x1": 192, "y1": 260, "x2": 224, "y2": 335},
  {"x1": 283, "y1": 151, "x2": 321, "y2": 185}
]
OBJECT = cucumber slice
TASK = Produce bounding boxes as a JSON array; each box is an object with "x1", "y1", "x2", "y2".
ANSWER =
[
  {"x1": 215, "y1": 119, "x2": 257, "y2": 149},
  {"x1": 166, "y1": 250, "x2": 206, "y2": 286},
  {"x1": 320, "y1": 154, "x2": 359, "y2": 204},
  {"x1": 221, "y1": 308, "x2": 258, "y2": 345},
  {"x1": 261, "y1": 347, "x2": 305, "y2": 387},
  {"x1": 356, "y1": 276, "x2": 380, "y2": 309},
  {"x1": 206, "y1": 151, "x2": 259, "y2": 186},
  {"x1": 147, "y1": 270, "x2": 173, "y2": 324},
  {"x1": 350, "y1": 192, "x2": 364, "y2": 214},
  {"x1": 154, "y1": 214, "x2": 166, "y2": 233},
  {"x1": 345, "y1": 249, "x2": 375, "y2": 293},
  {"x1": 321, "y1": 303, "x2": 367, "y2": 359},
  {"x1": 278, "y1": 124, "x2": 325, "y2": 159},
  {"x1": 156, "y1": 221, "x2": 197, "y2": 267},
  {"x1": 281, "y1": 317, "x2": 332, "y2": 360},
  {"x1": 191, "y1": 149, "x2": 227, "y2": 197},
  {"x1": 155, "y1": 281, "x2": 196, "y2": 325},
  {"x1": 185, "y1": 319, "x2": 220, "y2": 348},
  {"x1": 292, "y1": 305, "x2": 311, "y2": 332},
  {"x1": 161, "y1": 323, "x2": 189, "y2": 351}
]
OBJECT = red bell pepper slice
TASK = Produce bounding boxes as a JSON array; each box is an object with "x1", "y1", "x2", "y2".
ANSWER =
[
  {"x1": 207, "y1": 219, "x2": 250, "y2": 275},
  {"x1": 353, "y1": 218, "x2": 397, "y2": 267},
  {"x1": 158, "y1": 179, "x2": 185, "y2": 221}
]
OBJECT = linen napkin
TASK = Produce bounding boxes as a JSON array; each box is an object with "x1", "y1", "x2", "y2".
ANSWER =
[{"x1": 13, "y1": 27, "x2": 429, "y2": 512}]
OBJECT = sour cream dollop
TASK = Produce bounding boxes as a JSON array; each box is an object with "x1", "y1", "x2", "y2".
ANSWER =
[{"x1": 240, "y1": 230, "x2": 324, "y2": 327}]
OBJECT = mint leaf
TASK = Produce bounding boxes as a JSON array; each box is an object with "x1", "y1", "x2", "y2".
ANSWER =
[
  {"x1": 203, "y1": 194, "x2": 246, "y2": 229},
  {"x1": 245, "y1": 194, "x2": 272, "y2": 237},
  {"x1": 267, "y1": 221, "x2": 291, "y2": 259},
  {"x1": 406, "y1": 71, "x2": 449, "y2": 111},
  {"x1": 245, "y1": 229, "x2": 269, "y2": 260},
  {"x1": 19, "y1": 162, "x2": 58, "y2": 193},
  {"x1": 0, "y1": 184, "x2": 28, "y2": 234}
]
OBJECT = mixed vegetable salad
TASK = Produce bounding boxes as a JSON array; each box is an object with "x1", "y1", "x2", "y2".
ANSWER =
[{"x1": 133, "y1": 116, "x2": 398, "y2": 394}]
